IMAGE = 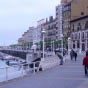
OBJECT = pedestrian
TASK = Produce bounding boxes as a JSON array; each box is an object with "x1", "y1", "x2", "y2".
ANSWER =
[
  {"x1": 56, "y1": 52, "x2": 63, "y2": 65},
  {"x1": 83, "y1": 51, "x2": 88, "y2": 76},
  {"x1": 54, "y1": 50, "x2": 57, "y2": 55},
  {"x1": 70, "y1": 49, "x2": 74, "y2": 61},
  {"x1": 74, "y1": 51, "x2": 77, "y2": 61},
  {"x1": 6, "y1": 60, "x2": 10, "y2": 66}
]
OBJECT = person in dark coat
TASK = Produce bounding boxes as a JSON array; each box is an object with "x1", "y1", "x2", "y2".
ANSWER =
[
  {"x1": 83, "y1": 51, "x2": 88, "y2": 75},
  {"x1": 6, "y1": 61, "x2": 10, "y2": 66},
  {"x1": 70, "y1": 49, "x2": 74, "y2": 61},
  {"x1": 74, "y1": 52, "x2": 77, "y2": 61},
  {"x1": 29, "y1": 58, "x2": 42, "y2": 71}
]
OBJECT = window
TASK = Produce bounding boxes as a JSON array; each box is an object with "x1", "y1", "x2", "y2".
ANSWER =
[
  {"x1": 73, "y1": 44, "x2": 75, "y2": 49},
  {"x1": 56, "y1": 13, "x2": 58, "y2": 16},
  {"x1": 87, "y1": 40, "x2": 88, "y2": 48},
  {"x1": 72, "y1": 34, "x2": 73, "y2": 39},
  {"x1": 77, "y1": 40, "x2": 80, "y2": 48},
  {"x1": 77, "y1": 23, "x2": 81, "y2": 31},
  {"x1": 79, "y1": 33, "x2": 80, "y2": 39},
  {"x1": 82, "y1": 32, "x2": 85, "y2": 39},
  {"x1": 75, "y1": 34, "x2": 77, "y2": 39},
  {"x1": 81, "y1": 12, "x2": 84, "y2": 16},
  {"x1": 48, "y1": 25, "x2": 50, "y2": 30},
  {"x1": 87, "y1": 32, "x2": 88, "y2": 38},
  {"x1": 72, "y1": 24, "x2": 74, "y2": 32},
  {"x1": 54, "y1": 24, "x2": 56, "y2": 28},
  {"x1": 73, "y1": 41, "x2": 75, "y2": 49},
  {"x1": 82, "y1": 43, "x2": 85, "y2": 51},
  {"x1": 85, "y1": 21, "x2": 88, "y2": 29}
]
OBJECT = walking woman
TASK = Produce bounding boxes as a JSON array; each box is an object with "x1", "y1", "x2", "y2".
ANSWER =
[{"x1": 83, "y1": 51, "x2": 88, "y2": 76}]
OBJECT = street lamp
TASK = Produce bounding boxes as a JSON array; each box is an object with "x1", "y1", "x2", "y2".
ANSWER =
[
  {"x1": 79, "y1": 31, "x2": 82, "y2": 53},
  {"x1": 51, "y1": 40, "x2": 54, "y2": 54},
  {"x1": 42, "y1": 29, "x2": 46, "y2": 61},
  {"x1": 51, "y1": 41, "x2": 52, "y2": 52},
  {"x1": 52, "y1": 40, "x2": 55, "y2": 55},
  {"x1": 68, "y1": 37, "x2": 71, "y2": 55},
  {"x1": 61, "y1": 34, "x2": 64, "y2": 56}
]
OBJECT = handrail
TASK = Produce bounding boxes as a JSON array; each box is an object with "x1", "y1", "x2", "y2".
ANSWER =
[
  {"x1": 0, "y1": 61, "x2": 41, "y2": 82},
  {"x1": 0, "y1": 58, "x2": 60, "y2": 83}
]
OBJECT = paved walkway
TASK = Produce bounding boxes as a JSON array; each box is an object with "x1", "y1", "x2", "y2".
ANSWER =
[{"x1": 0, "y1": 54, "x2": 88, "y2": 88}]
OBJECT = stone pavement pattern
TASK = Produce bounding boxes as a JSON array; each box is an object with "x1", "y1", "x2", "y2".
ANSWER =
[{"x1": 0, "y1": 54, "x2": 88, "y2": 88}]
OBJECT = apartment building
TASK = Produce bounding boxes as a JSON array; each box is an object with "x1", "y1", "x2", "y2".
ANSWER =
[
  {"x1": 18, "y1": 27, "x2": 35, "y2": 50},
  {"x1": 18, "y1": 38, "x2": 24, "y2": 44},
  {"x1": 71, "y1": 0, "x2": 88, "y2": 53},
  {"x1": 56, "y1": 5, "x2": 63, "y2": 40},
  {"x1": 62, "y1": 2, "x2": 71, "y2": 40},
  {"x1": 61, "y1": 0, "x2": 72, "y2": 6},
  {"x1": 33, "y1": 19, "x2": 45, "y2": 45},
  {"x1": 71, "y1": 0, "x2": 88, "y2": 20},
  {"x1": 71, "y1": 15, "x2": 88, "y2": 52},
  {"x1": 43, "y1": 16, "x2": 58, "y2": 49}
]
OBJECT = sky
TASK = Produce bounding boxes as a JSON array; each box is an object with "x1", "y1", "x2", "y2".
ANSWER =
[{"x1": 0, "y1": 0, "x2": 60, "y2": 46}]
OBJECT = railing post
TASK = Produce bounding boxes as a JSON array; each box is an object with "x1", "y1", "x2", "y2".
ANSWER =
[
  {"x1": 36, "y1": 61, "x2": 40, "y2": 72},
  {"x1": 33, "y1": 62, "x2": 35, "y2": 74},
  {"x1": 21, "y1": 65, "x2": 24, "y2": 77},
  {"x1": 28, "y1": 63, "x2": 30, "y2": 71},
  {"x1": 6, "y1": 67, "x2": 8, "y2": 81}
]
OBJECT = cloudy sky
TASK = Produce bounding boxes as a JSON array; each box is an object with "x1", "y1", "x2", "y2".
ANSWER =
[{"x1": 0, "y1": 0, "x2": 60, "y2": 46}]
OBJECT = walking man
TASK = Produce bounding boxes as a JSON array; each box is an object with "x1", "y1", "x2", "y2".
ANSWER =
[
  {"x1": 70, "y1": 49, "x2": 74, "y2": 61},
  {"x1": 74, "y1": 51, "x2": 77, "y2": 61}
]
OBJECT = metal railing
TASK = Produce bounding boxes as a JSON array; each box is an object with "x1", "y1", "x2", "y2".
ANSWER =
[
  {"x1": 0, "y1": 61, "x2": 42, "y2": 83},
  {"x1": 0, "y1": 55, "x2": 60, "y2": 83}
]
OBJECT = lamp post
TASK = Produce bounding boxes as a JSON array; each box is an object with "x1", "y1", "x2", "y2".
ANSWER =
[
  {"x1": 68, "y1": 37, "x2": 71, "y2": 55},
  {"x1": 51, "y1": 40, "x2": 54, "y2": 54},
  {"x1": 53, "y1": 40, "x2": 55, "y2": 55},
  {"x1": 42, "y1": 29, "x2": 46, "y2": 61},
  {"x1": 51, "y1": 41, "x2": 52, "y2": 52},
  {"x1": 79, "y1": 31, "x2": 82, "y2": 53},
  {"x1": 61, "y1": 34, "x2": 64, "y2": 56}
]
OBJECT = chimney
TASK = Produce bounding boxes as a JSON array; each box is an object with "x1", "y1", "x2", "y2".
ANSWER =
[
  {"x1": 46, "y1": 18, "x2": 48, "y2": 23},
  {"x1": 49, "y1": 16, "x2": 53, "y2": 22}
]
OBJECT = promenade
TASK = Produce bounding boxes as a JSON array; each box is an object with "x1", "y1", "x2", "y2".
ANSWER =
[{"x1": 0, "y1": 54, "x2": 88, "y2": 88}]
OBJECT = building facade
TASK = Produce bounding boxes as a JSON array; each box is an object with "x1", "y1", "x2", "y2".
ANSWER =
[
  {"x1": 56, "y1": 5, "x2": 63, "y2": 40},
  {"x1": 62, "y1": 2, "x2": 71, "y2": 40},
  {"x1": 32, "y1": 19, "x2": 45, "y2": 48},
  {"x1": 43, "y1": 16, "x2": 58, "y2": 49},
  {"x1": 71, "y1": 15, "x2": 88, "y2": 52},
  {"x1": 18, "y1": 38, "x2": 24, "y2": 44},
  {"x1": 18, "y1": 19, "x2": 45, "y2": 50},
  {"x1": 17, "y1": 27, "x2": 35, "y2": 50},
  {"x1": 71, "y1": 0, "x2": 88, "y2": 20},
  {"x1": 70, "y1": 0, "x2": 88, "y2": 53},
  {"x1": 61, "y1": 0, "x2": 72, "y2": 6}
]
